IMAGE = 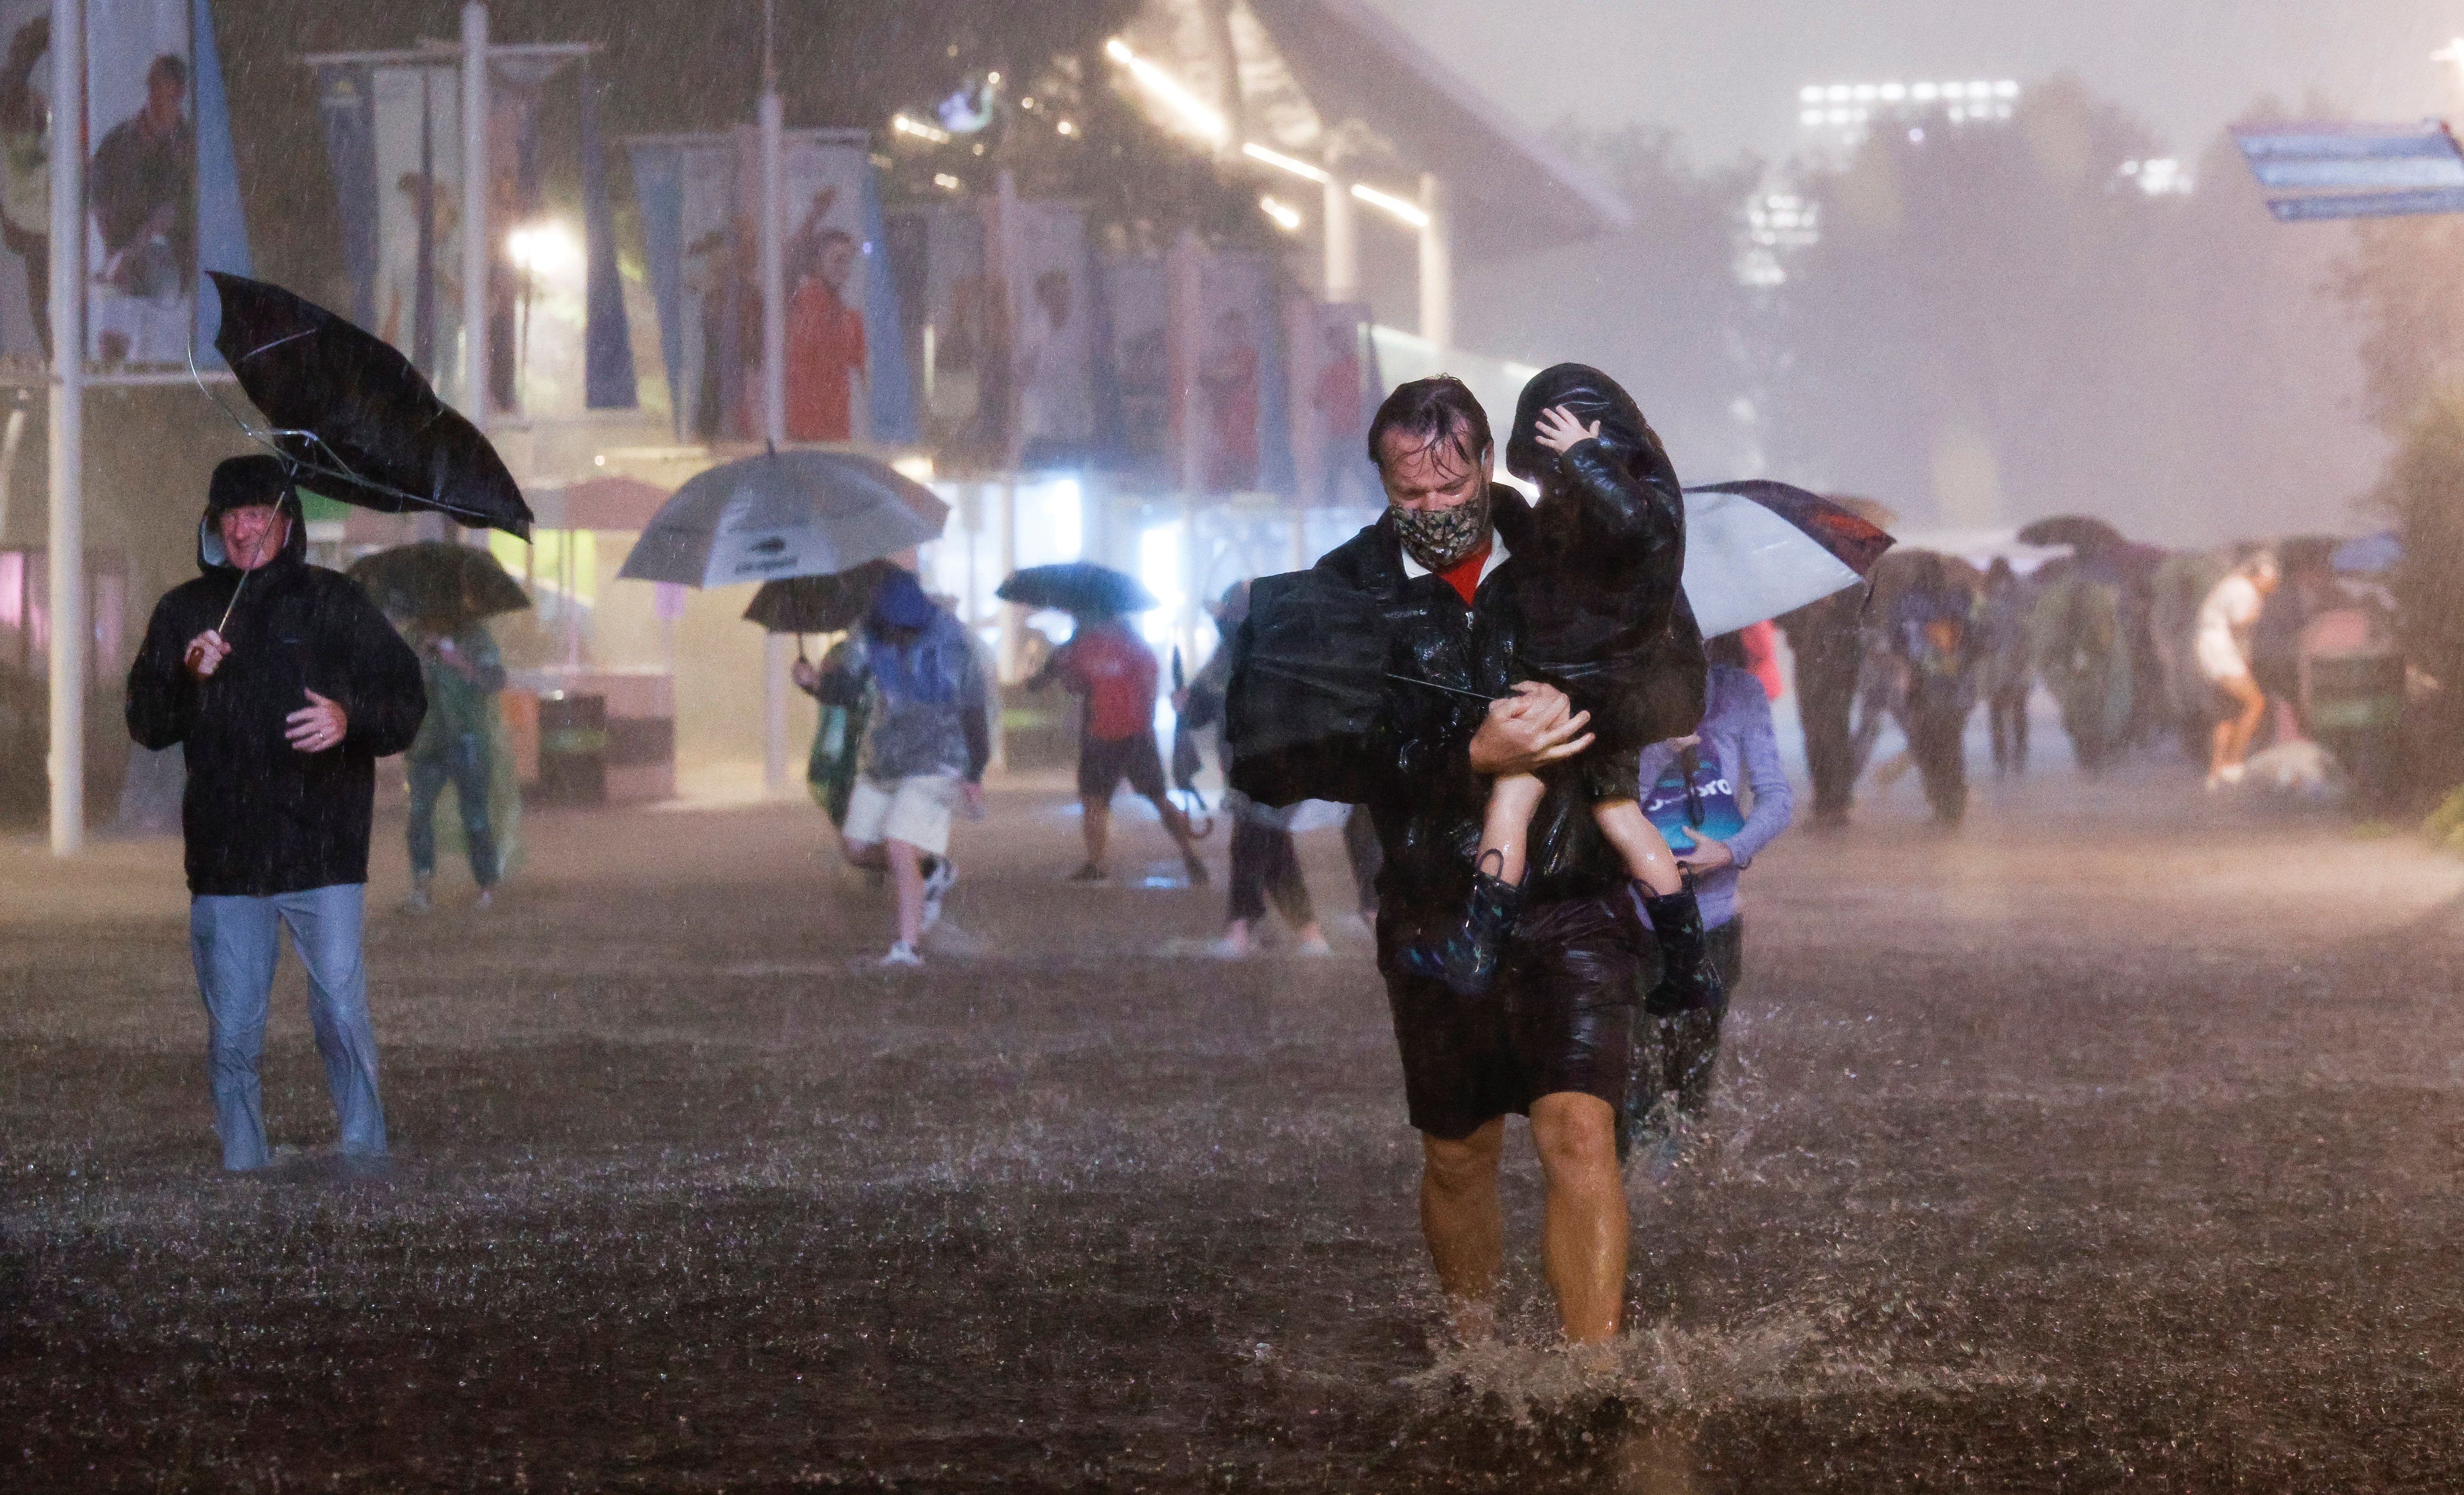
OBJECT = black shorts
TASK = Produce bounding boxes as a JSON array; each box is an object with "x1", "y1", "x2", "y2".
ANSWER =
[
  {"x1": 1079, "y1": 731, "x2": 1169, "y2": 800},
  {"x1": 1378, "y1": 892, "x2": 1641, "y2": 1140}
]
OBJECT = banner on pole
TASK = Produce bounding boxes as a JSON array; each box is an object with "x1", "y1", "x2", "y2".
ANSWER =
[
  {"x1": 1288, "y1": 299, "x2": 1377, "y2": 507},
  {"x1": 1168, "y1": 244, "x2": 1292, "y2": 498},
  {"x1": 629, "y1": 127, "x2": 911, "y2": 447}
]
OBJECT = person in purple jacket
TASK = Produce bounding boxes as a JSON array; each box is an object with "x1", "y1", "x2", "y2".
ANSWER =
[{"x1": 1629, "y1": 634, "x2": 1795, "y2": 1148}]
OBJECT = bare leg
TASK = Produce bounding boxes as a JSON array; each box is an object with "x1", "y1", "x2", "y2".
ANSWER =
[
  {"x1": 1478, "y1": 773, "x2": 1549, "y2": 885},
  {"x1": 1528, "y1": 1091, "x2": 1627, "y2": 1344},
  {"x1": 1593, "y1": 798, "x2": 1683, "y2": 896},
  {"x1": 840, "y1": 835, "x2": 887, "y2": 870},
  {"x1": 1419, "y1": 1119, "x2": 1506, "y2": 1339},
  {"x1": 885, "y1": 838, "x2": 926, "y2": 947},
  {"x1": 2212, "y1": 675, "x2": 2264, "y2": 777},
  {"x1": 1081, "y1": 797, "x2": 1110, "y2": 871},
  {"x1": 1149, "y1": 794, "x2": 1203, "y2": 854}
]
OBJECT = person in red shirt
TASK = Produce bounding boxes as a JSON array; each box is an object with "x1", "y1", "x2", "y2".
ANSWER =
[{"x1": 1031, "y1": 611, "x2": 1209, "y2": 885}]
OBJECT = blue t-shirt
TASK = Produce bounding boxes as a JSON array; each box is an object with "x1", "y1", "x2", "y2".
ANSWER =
[{"x1": 1640, "y1": 748, "x2": 1744, "y2": 856}]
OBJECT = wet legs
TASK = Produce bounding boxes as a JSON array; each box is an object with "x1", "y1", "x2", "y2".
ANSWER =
[{"x1": 1421, "y1": 1099, "x2": 1626, "y2": 1345}]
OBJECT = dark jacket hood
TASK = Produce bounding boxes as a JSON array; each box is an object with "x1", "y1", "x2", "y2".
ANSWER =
[
  {"x1": 1506, "y1": 362, "x2": 1671, "y2": 484},
  {"x1": 196, "y1": 495, "x2": 310, "y2": 576}
]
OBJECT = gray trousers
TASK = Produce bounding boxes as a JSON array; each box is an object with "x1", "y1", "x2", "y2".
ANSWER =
[{"x1": 189, "y1": 884, "x2": 386, "y2": 1171}]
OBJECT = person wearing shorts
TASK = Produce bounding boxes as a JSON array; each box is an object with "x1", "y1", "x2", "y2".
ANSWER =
[
  {"x1": 2196, "y1": 552, "x2": 2278, "y2": 791},
  {"x1": 796, "y1": 568, "x2": 989, "y2": 966},
  {"x1": 1032, "y1": 610, "x2": 1209, "y2": 885}
]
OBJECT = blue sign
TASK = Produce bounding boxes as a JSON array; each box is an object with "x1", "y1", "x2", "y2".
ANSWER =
[{"x1": 2235, "y1": 122, "x2": 2464, "y2": 221}]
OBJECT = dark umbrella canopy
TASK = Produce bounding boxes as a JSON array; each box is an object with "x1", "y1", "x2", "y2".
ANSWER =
[
  {"x1": 742, "y1": 560, "x2": 896, "y2": 635},
  {"x1": 2017, "y1": 515, "x2": 2129, "y2": 553},
  {"x1": 996, "y1": 562, "x2": 1155, "y2": 617},
  {"x1": 1224, "y1": 567, "x2": 1393, "y2": 805},
  {"x1": 208, "y1": 272, "x2": 533, "y2": 539},
  {"x1": 348, "y1": 542, "x2": 530, "y2": 629}
]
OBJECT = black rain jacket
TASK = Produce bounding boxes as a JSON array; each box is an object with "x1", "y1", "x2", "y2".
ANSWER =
[
  {"x1": 126, "y1": 508, "x2": 426, "y2": 896},
  {"x1": 1230, "y1": 485, "x2": 1697, "y2": 912}
]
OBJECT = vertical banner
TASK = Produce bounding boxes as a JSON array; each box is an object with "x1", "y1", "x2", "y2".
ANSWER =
[
  {"x1": 632, "y1": 129, "x2": 911, "y2": 447},
  {"x1": 625, "y1": 138, "x2": 688, "y2": 439},
  {"x1": 1008, "y1": 200, "x2": 1093, "y2": 468},
  {"x1": 1094, "y1": 248, "x2": 1168, "y2": 482},
  {"x1": 578, "y1": 60, "x2": 635, "y2": 410},
  {"x1": 312, "y1": 64, "x2": 378, "y2": 333},
  {"x1": 1289, "y1": 300, "x2": 1378, "y2": 507},
  {"x1": 365, "y1": 64, "x2": 461, "y2": 383},
  {"x1": 0, "y1": 2, "x2": 48, "y2": 361},
  {"x1": 889, "y1": 200, "x2": 995, "y2": 465},
  {"x1": 187, "y1": 0, "x2": 246, "y2": 356},
  {"x1": 85, "y1": 0, "x2": 194, "y2": 363},
  {"x1": 1169, "y1": 245, "x2": 1292, "y2": 497}
]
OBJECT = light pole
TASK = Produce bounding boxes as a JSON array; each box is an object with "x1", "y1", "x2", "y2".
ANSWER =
[
  {"x1": 46, "y1": 0, "x2": 83, "y2": 854},
  {"x1": 759, "y1": 0, "x2": 792, "y2": 795}
]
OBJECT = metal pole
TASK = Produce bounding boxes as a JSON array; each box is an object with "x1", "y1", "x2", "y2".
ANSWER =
[
  {"x1": 461, "y1": 3, "x2": 489, "y2": 425},
  {"x1": 759, "y1": 54, "x2": 790, "y2": 795},
  {"x1": 1417, "y1": 171, "x2": 1452, "y2": 350},
  {"x1": 47, "y1": 0, "x2": 83, "y2": 855}
]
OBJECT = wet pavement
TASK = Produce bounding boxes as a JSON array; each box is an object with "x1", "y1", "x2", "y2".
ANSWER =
[{"x1": 9, "y1": 761, "x2": 2464, "y2": 1491}]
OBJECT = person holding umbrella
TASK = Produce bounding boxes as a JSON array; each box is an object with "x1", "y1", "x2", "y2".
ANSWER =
[
  {"x1": 793, "y1": 567, "x2": 989, "y2": 967},
  {"x1": 398, "y1": 613, "x2": 506, "y2": 913},
  {"x1": 1027, "y1": 598, "x2": 1210, "y2": 888},
  {"x1": 125, "y1": 455, "x2": 428, "y2": 1171}
]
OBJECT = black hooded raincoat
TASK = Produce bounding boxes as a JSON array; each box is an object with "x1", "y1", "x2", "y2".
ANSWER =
[{"x1": 127, "y1": 508, "x2": 426, "y2": 896}]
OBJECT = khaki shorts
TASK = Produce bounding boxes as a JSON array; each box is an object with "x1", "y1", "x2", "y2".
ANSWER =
[{"x1": 843, "y1": 773, "x2": 961, "y2": 858}]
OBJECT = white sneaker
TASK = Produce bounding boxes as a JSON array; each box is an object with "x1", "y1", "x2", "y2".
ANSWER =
[
  {"x1": 1295, "y1": 934, "x2": 1333, "y2": 958},
  {"x1": 474, "y1": 888, "x2": 494, "y2": 910},
  {"x1": 399, "y1": 883, "x2": 433, "y2": 915},
  {"x1": 1206, "y1": 933, "x2": 1251, "y2": 960},
  {"x1": 879, "y1": 941, "x2": 923, "y2": 968},
  {"x1": 920, "y1": 858, "x2": 957, "y2": 931}
]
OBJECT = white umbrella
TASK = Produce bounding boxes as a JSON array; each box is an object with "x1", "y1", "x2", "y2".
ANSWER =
[
  {"x1": 1680, "y1": 480, "x2": 1895, "y2": 636},
  {"x1": 617, "y1": 449, "x2": 948, "y2": 589}
]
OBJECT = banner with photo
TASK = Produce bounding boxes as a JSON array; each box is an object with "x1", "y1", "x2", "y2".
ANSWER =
[
  {"x1": 1287, "y1": 299, "x2": 1379, "y2": 507},
  {"x1": 885, "y1": 199, "x2": 1006, "y2": 469},
  {"x1": 628, "y1": 127, "x2": 912, "y2": 447},
  {"x1": 1008, "y1": 199, "x2": 1092, "y2": 469},
  {"x1": 1169, "y1": 244, "x2": 1293, "y2": 498}
]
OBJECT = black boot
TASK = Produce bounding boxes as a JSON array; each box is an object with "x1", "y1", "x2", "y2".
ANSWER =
[
  {"x1": 1640, "y1": 885, "x2": 1726, "y2": 1019},
  {"x1": 1399, "y1": 857, "x2": 1523, "y2": 998}
]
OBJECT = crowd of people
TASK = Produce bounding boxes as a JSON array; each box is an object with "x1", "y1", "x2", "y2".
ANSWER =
[{"x1": 121, "y1": 360, "x2": 2406, "y2": 1360}]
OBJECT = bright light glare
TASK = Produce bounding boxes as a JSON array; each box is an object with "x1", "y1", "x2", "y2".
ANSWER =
[
  {"x1": 1103, "y1": 36, "x2": 1227, "y2": 142},
  {"x1": 892, "y1": 454, "x2": 935, "y2": 482},
  {"x1": 1351, "y1": 181, "x2": 1429, "y2": 228},
  {"x1": 1243, "y1": 141, "x2": 1332, "y2": 184},
  {"x1": 1259, "y1": 194, "x2": 1301, "y2": 231},
  {"x1": 892, "y1": 113, "x2": 952, "y2": 144},
  {"x1": 932, "y1": 172, "x2": 964, "y2": 191},
  {"x1": 506, "y1": 223, "x2": 579, "y2": 276}
]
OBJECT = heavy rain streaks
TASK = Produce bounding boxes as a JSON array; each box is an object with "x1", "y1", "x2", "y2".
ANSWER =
[{"x1": 11, "y1": 768, "x2": 2464, "y2": 1489}]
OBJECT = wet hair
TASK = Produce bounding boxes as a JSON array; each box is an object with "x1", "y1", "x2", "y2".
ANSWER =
[
  {"x1": 148, "y1": 54, "x2": 186, "y2": 91},
  {"x1": 1367, "y1": 375, "x2": 1490, "y2": 475}
]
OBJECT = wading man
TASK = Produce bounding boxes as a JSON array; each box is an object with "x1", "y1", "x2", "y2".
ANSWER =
[
  {"x1": 1228, "y1": 377, "x2": 1705, "y2": 1344},
  {"x1": 126, "y1": 456, "x2": 426, "y2": 1171}
]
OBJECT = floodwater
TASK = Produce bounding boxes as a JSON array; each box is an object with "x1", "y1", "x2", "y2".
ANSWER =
[{"x1": 9, "y1": 761, "x2": 2464, "y2": 1491}]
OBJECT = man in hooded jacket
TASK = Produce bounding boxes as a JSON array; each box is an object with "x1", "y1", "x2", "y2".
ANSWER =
[{"x1": 126, "y1": 455, "x2": 426, "y2": 1171}]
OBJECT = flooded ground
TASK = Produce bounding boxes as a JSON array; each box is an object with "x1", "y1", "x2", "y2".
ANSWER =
[{"x1": 9, "y1": 759, "x2": 2464, "y2": 1491}]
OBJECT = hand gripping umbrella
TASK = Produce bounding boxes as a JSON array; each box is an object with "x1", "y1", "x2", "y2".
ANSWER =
[
  {"x1": 619, "y1": 449, "x2": 947, "y2": 589},
  {"x1": 207, "y1": 272, "x2": 533, "y2": 538}
]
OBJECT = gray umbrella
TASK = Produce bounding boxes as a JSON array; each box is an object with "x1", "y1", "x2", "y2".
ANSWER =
[{"x1": 616, "y1": 449, "x2": 948, "y2": 588}]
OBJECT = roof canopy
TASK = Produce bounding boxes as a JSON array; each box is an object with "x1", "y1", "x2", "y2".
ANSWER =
[{"x1": 1235, "y1": 0, "x2": 1631, "y2": 258}]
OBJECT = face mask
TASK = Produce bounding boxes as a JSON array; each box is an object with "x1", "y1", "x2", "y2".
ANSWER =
[{"x1": 1392, "y1": 485, "x2": 1492, "y2": 572}]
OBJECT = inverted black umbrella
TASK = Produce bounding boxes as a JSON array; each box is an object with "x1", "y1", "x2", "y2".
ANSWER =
[
  {"x1": 207, "y1": 271, "x2": 533, "y2": 539},
  {"x1": 1224, "y1": 567, "x2": 1397, "y2": 808},
  {"x1": 996, "y1": 562, "x2": 1155, "y2": 617},
  {"x1": 741, "y1": 560, "x2": 895, "y2": 656},
  {"x1": 348, "y1": 542, "x2": 530, "y2": 630},
  {"x1": 1680, "y1": 480, "x2": 1895, "y2": 636}
]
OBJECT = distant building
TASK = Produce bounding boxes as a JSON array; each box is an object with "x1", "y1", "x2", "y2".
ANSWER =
[{"x1": 1797, "y1": 78, "x2": 2021, "y2": 156}]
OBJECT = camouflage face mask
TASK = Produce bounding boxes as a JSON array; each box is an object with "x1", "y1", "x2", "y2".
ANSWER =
[{"x1": 1391, "y1": 485, "x2": 1493, "y2": 573}]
